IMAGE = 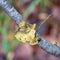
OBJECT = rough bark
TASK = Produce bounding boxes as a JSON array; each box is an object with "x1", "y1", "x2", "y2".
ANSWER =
[
  {"x1": 0, "y1": 0, "x2": 23, "y2": 24},
  {"x1": 0, "y1": 0, "x2": 60, "y2": 58}
]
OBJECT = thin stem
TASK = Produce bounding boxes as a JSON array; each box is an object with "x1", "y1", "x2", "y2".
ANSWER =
[{"x1": 39, "y1": 14, "x2": 52, "y2": 29}]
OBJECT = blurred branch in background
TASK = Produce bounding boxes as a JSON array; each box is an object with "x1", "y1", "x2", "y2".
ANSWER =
[
  {"x1": 23, "y1": 0, "x2": 50, "y2": 20},
  {"x1": 13, "y1": 0, "x2": 51, "y2": 20},
  {"x1": 23, "y1": 0, "x2": 41, "y2": 20}
]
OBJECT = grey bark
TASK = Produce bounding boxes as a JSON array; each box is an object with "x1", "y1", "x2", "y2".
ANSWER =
[
  {"x1": 0, "y1": 0, "x2": 23, "y2": 24},
  {"x1": 38, "y1": 37, "x2": 60, "y2": 58},
  {"x1": 0, "y1": 0, "x2": 60, "y2": 58}
]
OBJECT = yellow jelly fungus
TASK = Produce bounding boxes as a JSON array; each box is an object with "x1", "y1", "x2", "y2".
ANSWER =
[
  {"x1": 15, "y1": 22, "x2": 38, "y2": 45},
  {"x1": 18, "y1": 21, "x2": 26, "y2": 27}
]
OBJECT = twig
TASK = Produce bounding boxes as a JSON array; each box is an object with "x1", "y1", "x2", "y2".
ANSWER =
[
  {"x1": 38, "y1": 37, "x2": 60, "y2": 58},
  {"x1": 39, "y1": 14, "x2": 52, "y2": 29},
  {"x1": 0, "y1": 0, "x2": 24, "y2": 25}
]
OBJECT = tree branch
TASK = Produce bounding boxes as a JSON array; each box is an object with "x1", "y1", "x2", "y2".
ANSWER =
[
  {"x1": 0, "y1": 0, "x2": 23, "y2": 24},
  {"x1": 38, "y1": 37, "x2": 60, "y2": 58},
  {"x1": 0, "y1": 0, "x2": 60, "y2": 58}
]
